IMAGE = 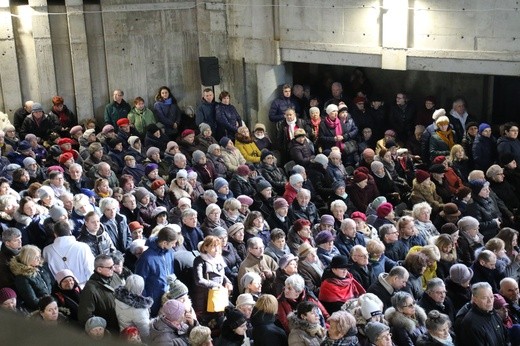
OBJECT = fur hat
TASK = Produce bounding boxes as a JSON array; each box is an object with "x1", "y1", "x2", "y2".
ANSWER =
[
  {"x1": 431, "y1": 108, "x2": 446, "y2": 121},
  {"x1": 223, "y1": 308, "x2": 247, "y2": 330},
  {"x1": 167, "y1": 141, "x2": 179, "y2": 152},
  {"x1": 214, "y1": 177, "x2": 228, "y2": 191},
  {"x1": 315, "y1": 230, "x2": 334, "y2": 245},
  {"x1": 314, "y1": 154, "x2": 328, "y2": 168},
  {"x1": 199, "y1": 123, "x2": 211, "y2": 133},
  {"x1": 85, "y1": 316, "x2": 107, "y2": 332},
  {"x1": 192, "y1": 150, "x2": 205, "y2": 164},
  {"x1": 55, "y1": 269, "x2": 76, "y2": 286},
  {"x1": 415, "y1": 169, "x2": 430, "y2": 184},
  {"x1": 134, "y1": 187, "x2": 150, "y2": 202},
  {"x1": 289, "y1": 173, "x2": 304, "y2": 187},
  {"x1": 278, "y1": 253, "x2": 297, "y2": 270},
  {"x1": 449, "y1": 263, "x2": 473, "y2": 284},
  {"x1": 176, "y1": 169, "x2": 188, "y2": 179},
  {"x1": 0, "y1": 287, "x2": 16, "y2": 304},
  {"x1": 83, "y1": 129, "x2": 96, "y2": 139},
  {"x1": 320, "y1": 214, "x2": 335, "y2": 226},
  {"x1": 88, "y1": 142, "x2": 102, "y2": 155},
  {"x1": 273, "y1": 197, "x2": 289, "y2": 210},
  {"x1": 162, "y1": 299, "x2": 185, "y2": 322},
  {"x1": 365, "y1": 322, "x2": 390, "y2": 343},
  {"x1": 376, "y1": 202, "x2": 393, "y2": 218},
  {"x1": 455, "y1": 186, "x2": 472, "y2": 200},
  {"x1": 440, "y1": 223, "x2": 458, "y2": 235},
  {"x1": 330, "y1": 255, "x2": 350, "y2": 269},
  {"x1": 237, "y1": 195, "x2": 253, "y2": 206},
  {"x1": 435, "y1": 115, "x2": 450, "y2": 126},
  {"x1": 370, "y1": 161, "x2": 384, "y2": 174},
  {"x1": 227, "y1": 223, "x2": 244, "y2": 237}
]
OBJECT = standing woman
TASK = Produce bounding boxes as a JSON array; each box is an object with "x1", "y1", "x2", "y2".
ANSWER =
[
  {"x1": 318, "y1": 104, "x2": 351, "y2": 155},
  {"x1": 192, "y1": 235, "x2": 233, "y2": 328},
  {"x1": 9, "y1": 244, "x2": 53, "y2": 311},
  {"x1": 153, "y1": 86, "x2": 181, "y2": 140},
  {"x1": 216, "y1": 91, "x2": 242, "y2": 140}
]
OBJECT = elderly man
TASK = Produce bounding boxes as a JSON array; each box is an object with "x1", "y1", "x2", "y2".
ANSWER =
[
  {"x1": 499, "y1": 277, "x2": 520, "y2": 324},
  {"x1": 237, "y1": 237, "x2": 278, "y2": 293},
  {"x1": 43, "y1": 220, "x2": 94, "y2": 287},
  {"x1": 180, "y1": 208, "x2": 203, "y2": 251},
  {"x1": 348, "y1": 245, "x2": 376, "y2": 290},
  {"x1": 99, "y1": 197, "x2": 131, "y2": 252},
  {"x1": 458, "y1": 282, "x2": 507, "y2": 345},
  {"x1": 418, "y1": 277, "x2": 455, "y2": 322},
  {"x1": 94, "y1": 162, "x2": 119, "y2": 188},
  {"x1": 65, "y1": 163, "x2": 89, "y2": 194},
  {"x1": 448, "y1": 98, "x2": 475, "y2": 144},
  {"x1": 104, "y1": 89, "x2": 131, "y2": 128},
  {"x1": 0, "y1": 228, "x2": 22, "y2": 289},
  {"x1": 13, "y1": 100, "x2": 33, "y2": 130},
  {"x1": 168, "y1": 152, "x2": 189, "y2": 182},
  {"x1": 288, "y1": 188, "x2": 319, "y2": 225},
  {"x1": 335, "y1": 218, "x2": 366, "y2": 257},
  {"x1": 367, "y1": 266, "x2": 409, "y2": 310},
  {"x1": 20, "y1": 102, "x2": 61, "y2": 141},
  {"x1": 78, "y1": 254, "x2": 123, "y2": 332}
]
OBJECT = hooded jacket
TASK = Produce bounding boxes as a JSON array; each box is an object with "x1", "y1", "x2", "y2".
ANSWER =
[
  {"x1": 77, "y1": 224, "x2": 115, "y2": 257},
  {"x1": 114, "y1": 286, "x2": 154, "y2": 337},
  {"x1": 385, "y1": 305, "x2": 428, "y2": 346},
  {"x1": 287, "y1": 312, "x2": 326, "y2": 346},
  {"x1": 9, "y1": 258, "x2": 53, "y2": 311}
]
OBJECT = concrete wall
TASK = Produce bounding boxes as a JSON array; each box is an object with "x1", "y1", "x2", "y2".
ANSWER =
[{"x1": 0, "y1": 0, "x2": 519, "y2": 125}]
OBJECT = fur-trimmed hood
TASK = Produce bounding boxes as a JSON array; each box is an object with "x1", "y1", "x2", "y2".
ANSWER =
[
  {"x1": 9, "y1": 256, "x2": 39, "y2": 277},
  {"x1": 287, "y1": 312, "x2": 326, "y2": 339},
  {"x1": 384, "y1": 305, "x2": 427, "y2": 332},
  {"x1": 412, "y1": 179, "x2": 436, "y2": 194},
  {"x1": 0, "y1": 211, "x2": 13, "y2": 221},
  {"x1": 114, "y1": 286, "x2": 154, "y2": 309}
]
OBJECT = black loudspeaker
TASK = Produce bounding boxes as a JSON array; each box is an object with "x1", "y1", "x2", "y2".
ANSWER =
[{"x1": 199, "y1": 57, "x2": 220, "y2": 86}]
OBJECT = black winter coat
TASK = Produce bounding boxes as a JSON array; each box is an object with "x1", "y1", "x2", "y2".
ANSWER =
[
  {"x1": 418, "y1": 292, "x2": 455, "y2": 323},
  {"x1": 250, "y1": 310, "x2": 288, "y2": 346},
  {"x1": 76, "y1": 225, "x2": 115, "y2": 257},
  {"x1": 289, "y1": 138, "x2": 315, "y2": 167},
  {"x1": 472, "y1": 134, "x2": 497, "y2": 171},
  {"x1": 458, "y1": 304, "x2": 507, "y2": 346},
  {"x1": 9, "y1": 259, "x2": 53, "y2": 311},
  {"x1": 101, "y1": 213, "x2": 132, "y2": 252},
  {"x1": 466, "y1": 195, "x2": 501, "y2": 241},
  {"x1": 229, "y1": 175, "x2": 256, "y2": 198},
  {"x1": 288, "y1": 200, "x2": 319, "y2": 226},
  {"x1": 348, "y1": 262, "x2": 376, "y2": 291},
  {"x1": 258, "y1": 163, "x2": 287, "y2": 195},
  {"x1": 306, "y1": 162, "x2": 334, "y2": 200}
]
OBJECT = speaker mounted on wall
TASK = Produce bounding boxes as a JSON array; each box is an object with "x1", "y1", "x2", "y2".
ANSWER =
[{"x1": 199, "y1": 57, "x2": 220, "y2": 86}]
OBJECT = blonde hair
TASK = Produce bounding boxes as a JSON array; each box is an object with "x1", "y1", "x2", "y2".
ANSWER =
[
  {"x1": 254, "y1": 294, "x2": 278, "y2": 314},
  {"x1": 366, "y1": 239, "x2": 385, "y2": 254},
  {"x1": 450, "y1": 144, "x2": 467, "y2": 162},
  {"x1": 200, "y1": 236, "x2": 221, "y2": 254},
  {"x1": 485, "y1": 238, "x2": 505, "y2": 253},
  {"x1": 17, "y1": 245, "x2": 41, "y2": 266}
]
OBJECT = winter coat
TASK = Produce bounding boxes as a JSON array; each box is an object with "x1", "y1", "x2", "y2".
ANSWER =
[
  {"x1": 101, "y1": 213, "x2": 132, "y2": 252},
  {"x1": 429, "y1": 130, "x2": 455, "y2": 160},
  {"x1": 289, "y1": 138, "x2": 315, "y2": 167},
  {"x1": 457, "y1": 231, "x2": 483, "y2": 266},
  {"x1": 9, "y1": 258, "x2": 53, "y2": 311},
  {"x1": 334, "y1": 231, "x2": 366, "y2": 258},
  {"x1": 287, "y1": 312, "x2": 326, "y2": 346},
  {"x1": 277, "y1": 119, "x2": 311, "y2": 162},
  {"x1": 466, "y1": 195, "x2": 501, "y2": 241},
  {"x1": 287, "y1": 226, "x2": 316, "y2": 256},
  {"x1": 348, "y1": 263, "x2": 377, "y2": 291},
  {"x1": 385, "y1": 305, "x2": 428, "y2": 346},
  {"x1": 418, "y1": 292, "x2": 455, "y2": 322},
  {"x1": 0, "y1": 242, "x2": 18, "y2": 289},
  {"x1": 317, "y1": 119, "x2": 352, "y2": 153},
  {"x1": 192, "y1": 254, "x2": 231, "y2": 316},
  {"x1": 470, "y1": 261, "x2": 503, "y2": 293},
  {"x1": 269, "y1": 96, "x2": 298, "y2": 123},
  {"x1": 235, "y1": 134, "x2": 261, "y2": 164},
  {"x1": 52, "y1": 282, "x2": 81, "y2": 321},
  {"x1": 283, "y1": 182, "x2": 299, "y2": 205},
  {"x1": 216, "y1": 103, "x2": 241, "y2": 140},
  {"x1": 207, "y1": 153, "x2": 228, "y2": 178},
  {"x1": 383, "y1": 240, "x2": 407, "y2": 262},
  {"x1": 78, "y1": 271, "x2": 122, "y2": 332},
  {"x1": 250, "y1": 310, "x2": 288, "y2": 346},
  {"x1": 229, "y1": 175, "x2": 256, "y2": 197},
  {"x1": 410, "y1": 179, "x2": 444, "y2": 214},
  {"x1": 76, "y1": 224, "x2": 115, "y2": 257},
  {"x1": 318, "y1": 270, "x2": 366, "y2": 314},
  {"x1": 149, "y1": 316, "x2": 191, "y2": 346},
  {"x1": 497, "y1": 135, "x2": 520, "y2": 165},
  {"x1": 20, "y1": 114, "x2": 60, "y2": 141},
  {"x1": 306, "y1": 162, "x2": 334, "y2": 200},
  {"x1": 252, "y1": 193, "x2": 276, "y2": 220},
  {"x1": 237, "y1": 253, "x2": 278, "y2": 292},
  {"x1": 181, "y1": 225, "x2": 204, "y2": 252},
  {"x1": 153, "y1": 99, "x2": 181, "y2": 133},
  {"x1": 104, "y1": 100, "x2": 131, "y2": 128},
  {"x1": 459, "y1": 303, "x2": 507, "y2": 346},
  {"x1": 114, "y1": 286, "x2": 154, "y2": 337},
  {"x1": 128, "y1": 106, "x2": 156, "y2": 134},
  {"x1": 367, "y1": 273, "x2": 397, "y2": 311},
  {"x1": 221, "y1": 147, "x2": 246, "y2": 172},
  {"x1": 134, "y1": 237, "x2": 175, "y2": 317},
  {"x1": 298, "y1": 259, "x2": 324, "y2": 296},
  {"x1": 289, "y1": 200, "x2": 319, "y2": 226},
  {"x1": 258, "y1": 162, "x2": 287, "y2": 195},
  {"x1": 277, "y1": 288, "x2": 329, "y2": 334},
  {"x1": 346, "y1": 179, "x2": 380, "y2": 212},
  {"x1": 472, "y1": 134, "x2": 497, "y2": 171},
  {"x1": 13, "y1": 210, "x2": 47, "y2": 249},
  {"x1": 403, "y1": 271, "x2": 424, "y2": 301},
  {"x1": 196, "y1": 99, "x2": 217, "y2": 133},
  {"x1": 317, "y1": 246, "x2": 341, "y2": 268},
  {"x1": 266, "y1": 213, "x2": 291, "y2": 235}
]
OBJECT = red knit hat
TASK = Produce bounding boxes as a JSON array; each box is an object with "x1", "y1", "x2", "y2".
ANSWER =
[
  {"x1": 353, "y1": 171, "x2": 368, "y2": 183},
  {"x1": 57, "y1": 138, "x2": 74, "y2": 146},
  {"x1": 128, "y1": 221, "x2": 143, "y2": 232},
  {"x1": 181, "y1": 129, "x2": 195, "y2": 138},
  {"x1": 432, "y1": 156, "x2": 446, "y2": 164},
  {"x1": 116, "y1": 118, "x2": 130, "y2": 127},
  {"x1": 415, "y1": 170, "x2": 430, "y2": 184},
  {"x1": 0, "y1": 287, "x2": 16, "y2": 304},
  {"x1": 376, "y1": 202, "x2": 394, "y2": 218},
  {"x1": 58, "y1": 152, "x2": 74, "y2": 164},
  {"x1": 351, "y1": 211, "x2": 367, "y2": 221},
  {"x1": 151, "y1": 179, "x2": 166, "y2": 190}
]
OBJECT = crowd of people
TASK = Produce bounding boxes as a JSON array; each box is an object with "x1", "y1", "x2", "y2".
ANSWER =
[{"x1": 1, "y1": 77, "x2": 520, "y2": 346}]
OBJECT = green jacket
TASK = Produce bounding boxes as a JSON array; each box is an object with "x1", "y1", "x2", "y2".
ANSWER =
[{"x1": 128, "y1": 107, "x2": 157, "y2": 134}]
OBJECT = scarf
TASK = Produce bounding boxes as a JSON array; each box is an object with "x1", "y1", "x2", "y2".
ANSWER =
[
  {"x1": 431, "y1": 333, "x2": 454, "y2": 346},
  {"x1": 325, "y1": 116, "x2": 344, "y2": 150},
  {"x1": 200, "y1": 252, "x2": 227, "y2": 268},
  {"x1": 163, "y1": 98, "x2": 173, "y2": 105},
  {"x1": 310, "y1": 117, "x2": 321, "y2": 138},
  {"x1": 286, "y1": 120, "x2": 296, "y2": 140},
  {"x1": 437, "y1": 129, "x2": 455, "y2": 149}
]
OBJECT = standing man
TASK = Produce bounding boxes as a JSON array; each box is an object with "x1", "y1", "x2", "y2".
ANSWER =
[
  {"x1": 78, "y1": 254, "x2": 122, "y2": 332},
  {"x1": 448, "y1": 98, "x2": 476, "y2": 144},
  {"x1": 388, "y1": 91, "x2": 416, "y2": 144},
  {"x1": 135, "y1": 226, "x2": 177, "y2": 317},
  {"x1": 269, "y1": 84, "x2": 299, "y2": 123},
  {"x1": 458, "y1": 282, "x2": 507, "y2": 345},
  {"x1": 104, "y1": 89, "x2": 131, "y2": 129},
  {"x1": 196, "y1": 88, "x2": 217, "y2": 135}
]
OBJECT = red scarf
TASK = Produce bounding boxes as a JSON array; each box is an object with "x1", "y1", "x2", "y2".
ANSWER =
[
  {"x1": 325, "y1": 116, "x2": 344, "y2": 150},
  {"x1": 311, "y1": 118, "x2": 321, "y2": 138}
]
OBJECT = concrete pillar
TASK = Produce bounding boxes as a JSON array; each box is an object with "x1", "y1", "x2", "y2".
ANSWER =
[
  {"x1": 65, "y1": 0, "x2": 93, "y2": 122},
  {"x1": 381, "y1": 0, "x2": 408, "y2": 70},
  {"x1": 256, "y1": 63, "x2": 288, "y2": 133},
  {"x1": 0, "y1": 2, "x2": 22, "y2": 118},
  {"x1": 29, "y1": 0, "x2": 57, "y2": 103}
]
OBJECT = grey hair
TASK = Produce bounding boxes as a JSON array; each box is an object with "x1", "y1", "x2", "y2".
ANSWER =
[
  {"x1": 181, "y1": 208, "x2": 197, "y2": 220},
  {"x1": 425, "y1": 278, "x2": 445, "y2": 293},
  {"x1": 223, "y1": 198, "x2": 241, "y2": 210},
  {"x1": 124, "y1": 274, "x2": 145, "y2": 295},
  {"x1": 69, "y1": 163, "x2": 83, "y2": 171},
  {"x1": 391, "y1": 291, "x2": 413, "y2": 310},
  {"x1": 378, "y1": 224, "x2": 396, "y2": 239},
  {"x1": 174, "y1": 153, "x2": 186, "y2": 162},
  {"x1": 2, "y1": 227, "x2": 21, "y2": 242},
  {"x1": 99, "y1": 197, "x2": 120, "y2": 213},
  {"x1": 412, "y1": 202, "x2": 432, "y2": 218},
  {"x1": 187, "y1": 171, "x2": 198, "y2": 179},
  {"x1": 331, "y1": 200, "x2": 347, "y2": 212},
  {"x1": 129, "y1": 239, "x2": 147, "y2": 255},
  {"x1": 97, "y1": 162, "x2": 110, "y2": 171},
  {"x1": 471, "y1": 282, "x2": 492, "y2": 296},
  {"x1": 297, "y1": 188, "x2": 311, "y2": 198},
  {"x1": 94, "y1": 254, "x2": 113, "y2": 269},
  {"x1": 203, "y1": 189, "x2": 217, "y2": 200},
  {"x1": 59, "y1": 192, "x2": 74, "y2": 201},
  {"x1": 425, "y1": 310, "x2": 451, "y2": 332},
  {"x1": 340, "y1": 218, "x2": 356, "y2": 231},
  {"x1": 205, "y1": 203, "x2": 221, "y2": 216},
  {"x1": 0, "y1": 195, "x2": 17, "y2": 210},
  {"x1": 285, "y1": 274, "x2": 305, "y2": 293},
  {"x1": 247, "y1": 236, "x2": 263, "y2": 249}
]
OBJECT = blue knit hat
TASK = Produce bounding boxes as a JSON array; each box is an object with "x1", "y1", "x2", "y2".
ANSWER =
[{"x1": 478, "y1": 123, "x2": 491, "y2": 134}]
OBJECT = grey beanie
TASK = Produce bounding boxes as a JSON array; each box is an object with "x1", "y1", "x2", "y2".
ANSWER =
[
  {"x1": 314, "y1": 154, "x2": 329, "y2": 168},
  {"x1": 49, "y1": 205, "x2": 68, "y2": 222},
  {"x1": 289, "y1": 173, "x2": 304, "y2": 187},
  {"x1": 370, "y1": 161, "x2": 384, "y2": 174},
  {"x1": 365, "y1": 322, "x2": 390, "y2": 343},
  {"x1": 85, "y1": 316, "x2": 107, "y2": 332},
  {"x1": 208, "y1": 143, "x2": 220, "y2": 155},
  {"x1": 199, "y1": 123, "x2": 211, "y2": 133},
  {"x1": 256, "y1": 179, "x2": 272, "y2": 193},
  {"x1": 457, "y1": 216, "x2": 479, "y2": 232},
  {"x1": 192, "y1": 150, "x2": 206, "y2": 165},
  {"x1": 23, "y1": 157, "x2": 37, "y2": 168},
  {"x1": 292, "y1": 165, "x2": 305, "y2": 174},
  {"x1": 167, "y1": 276, "x2": 189, "y2": 299}
]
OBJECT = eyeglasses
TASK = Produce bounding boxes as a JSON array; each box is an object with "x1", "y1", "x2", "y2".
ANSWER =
[
  {"x1": 432, "y1": 290, "x2": 447, "y2": 295},
  {"x1": 99, "y1": 265, "x2": 114, "y2": 270}
]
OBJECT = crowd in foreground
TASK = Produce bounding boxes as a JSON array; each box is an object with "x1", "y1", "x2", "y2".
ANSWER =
[{"x1": 2, "y1": 80, "x2": 520, "y2": 345}]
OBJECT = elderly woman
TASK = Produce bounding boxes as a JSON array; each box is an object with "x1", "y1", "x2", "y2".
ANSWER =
[
  {"x1": 370, "y1": 161, "x2": 401, "y2": 205},
  {"x1": 99, "y1": 197, "x2": 131, "y2": 253},
  {"x1": 273, "y1": 253, "x2": 298, "y2": 296},
  {"x1": 416, "y1": 310, "x2": 453, "y2": 346},
  {"x1": 206, "y1": 144, "x2": 228, "y2": 178},
  {"x1": 319, "y1": 104, "x2": 355, "y2": 155},
  {"x1": 457, "y1": 216, "x2": 484, "y2": 266},
  {"x1": 385, "y1": 291, "x2": 427, "y2": 345},
  {"x1": 277, "y1": 274, "x2": 329, "y2": 334},
  {"x1": 319, "y1": 255, "x2": 365, "y2": 314},
  {"x1": 191, "y1": 150, "x2": 217, "y2": 190},
  {"x1": 221, "y1": 198, "x2": 244, "y2": 228},
  {"x1": 429, "y1": 115, "x2": 455, "y2": 161},
  {"x1": 321, "y1": 310, "x2": 359, "y2": 346},
  {"x1": 257, "y1": 150, "x2": 287, "y2": 195},
  {"x1": 316, "y1": 230, "x2": 341, "y2": 268},
  {"x1": 31, "y1": 295, "x2": 68, "y2": 324},
  {"x1": 228, "y1": 223, "x2": 247, "y2": 261},
  {"x1": 220, "y1": 137, "x2": 247, "y2": 173},
  {"x1": 201, "y1": 203, "x2": 227, "y2": 236},
  {"x1": 286, "y1": 218, "x2": 315, "y2": 255},
  {"x1": 169, "y1": 169, "x2": 193, "y2": 203},
  {"x1": 434, "y1": 233, "x2": 458, "y2": 280},
  {"x1": 410, "y1": 170, "x2": 444, "y2": 215},
  {"x1": 235, "y1": 125, "x2": 261, "y2": 164},
  {"x1": 466, "y1": 179, "x2": 502, "y2": 242},
  {"x1": 240, "y1": 271, "x2": 263, "y2": 299},
  {"x1": 188, "y1": 171, "x2": 205, "y2": 201},
  {"x1": 9, "y1": 244, "x2": 53, "y2": 311},
  {"x1": 330, "y1": 200, "x2": 348, "y2": 231},
  {"x1": 298, "y1": 242, "x2": 324, "y2": 297},
  {"x1": 114, "y1": 274, "x2": 153, "y2": 337},
  {"x1": 51, "y1": 269, "x2": 82, "y2": 321},
  {"x1": 216, "y1": 307, "x2": 249, "y2": 346},
  {"x1": 412, "y1": 202, "x2": 439, "y2": 242},
  {"x1": 289, "y1": 128, "x2": 315, "y2": 167},
  {"x1": 193, "y1": 235, "x2": 233, "y2": 326},
  {"x1": 14, "y1": 196, "x2": 47, "y2": 247}
]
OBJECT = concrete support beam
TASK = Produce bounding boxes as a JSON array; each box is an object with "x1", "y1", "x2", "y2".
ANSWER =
[
  {"x1": 256, "y1": 63, "x2": 288, "y2": 132},
  {"x1": 0, "y1": 3, "x2": 22, "y2": 117},
  {"x1": 381, "y1": 0, "x2": 408, "y2": 70},
  {"x1": 65, "y1": 0, "x2": 93, "y2": 121},
  {"x1": 29, "y1": 0, "x2": 57, "y2": 103}
]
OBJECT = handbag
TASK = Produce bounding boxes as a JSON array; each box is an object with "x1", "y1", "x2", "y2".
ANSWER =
[
  {"x1": 343, "y1": 139, "x2": 358, "y2": 155},
  {"x1": 207, "y1": 286, "x2": 229, "y2": 312}
]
